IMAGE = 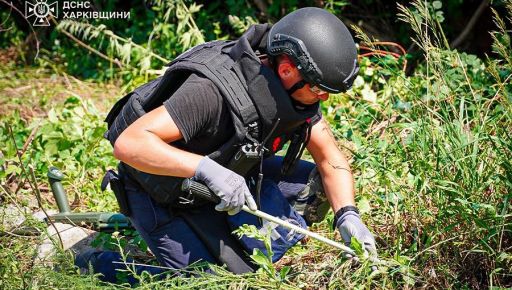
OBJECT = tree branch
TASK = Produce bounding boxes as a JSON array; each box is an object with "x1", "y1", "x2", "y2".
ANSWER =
[
  {"x1": 51, "y1": 18, "x2": 124, "y2": 68},
  {"x1": 450, "y1": 0, "x2": 491, "y2": 49}
]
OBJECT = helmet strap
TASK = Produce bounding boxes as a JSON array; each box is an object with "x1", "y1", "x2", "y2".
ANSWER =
[{"x1": 286, "y1": 80, "x2": 307, "y2": 96}]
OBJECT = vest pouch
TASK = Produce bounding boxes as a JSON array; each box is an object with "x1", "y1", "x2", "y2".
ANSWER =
[
  {"x1": 101, "y1": 169, "x2": 130, "y2": 216},
  {"x1": 227, "y1": 179, "x2": 307, "y2": 263},
  {"x1": 226, "y1": 143, "x2": 261, "y2": 176}
]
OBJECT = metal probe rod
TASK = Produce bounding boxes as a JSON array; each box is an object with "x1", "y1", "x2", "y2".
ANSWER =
[
  {"x1": 240, "y1": 205, "x2": 355, "y2": 255},
  {"x1": 181, "y1": 179, "x2": 355, "y2": 255}
]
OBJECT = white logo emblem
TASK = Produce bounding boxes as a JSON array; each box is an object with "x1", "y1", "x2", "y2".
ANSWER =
[{"x1": 25, "y1": 0, "x2": 58, "y2": 27}]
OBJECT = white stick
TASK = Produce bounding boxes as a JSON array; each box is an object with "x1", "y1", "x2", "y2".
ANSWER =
[{"x1": 241, "y1": 205, "x2": 355, "y2": 255}]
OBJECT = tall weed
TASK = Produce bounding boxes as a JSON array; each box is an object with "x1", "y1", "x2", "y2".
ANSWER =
[{"x1": 321, "y1": 1, "x2": 511, "y2": 287}]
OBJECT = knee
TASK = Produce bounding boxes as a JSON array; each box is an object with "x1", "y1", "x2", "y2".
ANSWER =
[
  {"x1": 298, "y1": 167, "x2": 326, "y2": 199},
  {"x1": 299, "y1": 168, "x2": 330, "y2": 224}
]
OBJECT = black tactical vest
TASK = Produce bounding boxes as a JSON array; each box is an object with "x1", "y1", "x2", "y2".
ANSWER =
[{"x1": 104, "y1": 24, "x2": 319, "y2": 206}]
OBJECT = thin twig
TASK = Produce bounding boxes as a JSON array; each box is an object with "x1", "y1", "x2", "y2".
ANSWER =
[
  {"x1": 13, "y1": 176, "x2": 30, "y2": 196},
  {"x1": 408, "y1": 235, "x2": 460, "y2": 264},
  {"x1": 368, "y1": 115, "x2": 399, "y2": 138},
  {"x1": 28, "y1": 165, "x2": 64, "y2": 248},
  {"x1": 7, "y1": 122, "x2": 40, "y2": 191},
  {"x1": 50, "y1": 18, "x2": 123, "y2": 68},
  {"x1": 0, "y1": 183, "x2": 26, "y2": 215},
  {"x1": 6, "y1": 124, "x2": 63, "y2": 248},
  {"x1": 483, "y1": 73, "x2": 512, "y2": 122},
  {"x1": 20, "y1": 121, "x2": 41, "y2": 157}
]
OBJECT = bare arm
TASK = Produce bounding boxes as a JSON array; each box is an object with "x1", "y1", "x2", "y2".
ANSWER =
[
  {"x1": 113, "y1": 106, "x2": 203, "y2": 177},
  {"x1": 306, "y1": 118, "x2": 355, "y2": 212}
]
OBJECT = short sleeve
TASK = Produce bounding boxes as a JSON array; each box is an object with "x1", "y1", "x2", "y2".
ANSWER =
[{"x1": 163, "y1": 74, "x2": 223, "y2": 142}]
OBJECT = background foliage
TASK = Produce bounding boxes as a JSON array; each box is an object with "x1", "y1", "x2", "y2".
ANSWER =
[{"x1": 0, "y1": 0, "x2": 511, "y2": 289}]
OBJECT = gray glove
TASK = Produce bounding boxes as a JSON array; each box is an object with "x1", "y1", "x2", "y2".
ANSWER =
[
  {"x1": 336, "y1": 210, "x2": 377, "y2": 256},
  {"x1": 194, "y1": 156, "x2": 257, "y2": 215}
]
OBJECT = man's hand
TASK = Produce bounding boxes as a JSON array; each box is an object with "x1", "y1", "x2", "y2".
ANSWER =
[
  {"x1": 194, "y1": 156, "x2": 257, "y2": 215},
  {"x1": 335, "y1": 208, "x2": 377, "y2": 256}
]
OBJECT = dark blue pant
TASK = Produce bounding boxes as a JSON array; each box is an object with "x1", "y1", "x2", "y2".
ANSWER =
[
  {"x1": 125, "y1": 156, "x2": 315, "y2": 271},
  {"x1": 124, "y1": 176, "x2": 218, "y2": 269},
  {"x1": 76, "y1": 157, "x2": 315, "y2": 283}
]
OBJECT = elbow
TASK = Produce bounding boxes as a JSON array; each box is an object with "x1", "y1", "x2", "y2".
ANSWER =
[{"x1": 113, "y1": 134, "x2": 129, "y2": 162}]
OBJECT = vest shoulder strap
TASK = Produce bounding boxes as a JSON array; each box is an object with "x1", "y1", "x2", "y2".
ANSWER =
[
  {"x1": 105, "y1": 40, "x2": 260, "y2": 146},
  {"x1": 164, "y1": 41, "x2": 260, "y2": 140}
]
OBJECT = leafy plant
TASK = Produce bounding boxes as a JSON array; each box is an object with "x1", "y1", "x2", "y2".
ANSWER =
[
  {"x1": 1, "y1": 94, "x2": 118, "y2": 212},
  {"x1": 234, "y1": 224, "x2": 291, "y2": 285}
]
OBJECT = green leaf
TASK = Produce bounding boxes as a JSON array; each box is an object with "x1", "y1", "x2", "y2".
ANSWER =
[
  {"x1": 250, "y1": 248, "x2": 271, "y2": 267},
  {"x1": 140, "y1": 56, "x2": 151, "y2": 72},
  {"x1": 5, "y1": 164, "x2": 21, "y2": 175},
  {"x1": 64, "y1": 96, "x2": 80, "y2": 105},
  {"x1": 432, "y1": 1, "x2": 442, "y2": 9},
  {"x1": 357, "y1": 197, "x2": 371, "y2": 214},
  {"x1": 435, "y1": 11, "x2": 445, "y2": 22},
  {"x1": 120, "y1": 42, "x2": 132, "y2": 64},
  {"x1": 361, "y1": 84, "x2": 377, "y2": 103},
  {"x1": 350, "y1": 236, "x2": 364, "y2": 255},
  {"x1": 45, "y1": 142, "x2": 59, "y2": 156},
  {"x1": 48, "y1": 108, "x2": 58, "y2": 123},
  {"x1": 188, "y1": 3, "x2": 202, "y2": 13},
  {"x1": 180, "y1": 32, "x2": 192, "y2": 49},
  {"x1": 280, "y1": 266, "x2": 291, "y2": 281}
]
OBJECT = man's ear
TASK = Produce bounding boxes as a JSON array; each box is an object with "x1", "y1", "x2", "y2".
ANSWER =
[{"x1": 277, "y1": 62, "x2": 299, "y2": 81}]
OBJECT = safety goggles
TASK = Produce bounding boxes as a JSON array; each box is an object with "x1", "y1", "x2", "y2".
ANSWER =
[
  {"x1": 308, "y1": 85, "x2": 328, "y2": 95},
  {"x1": 286, "y1": 80, "x2": 328, "y2": 96}
]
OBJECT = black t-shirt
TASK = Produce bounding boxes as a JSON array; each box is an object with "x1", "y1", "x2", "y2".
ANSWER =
[
  {"x1": 164, "y1": 74, "x2": 235, "y2": 155},
  {"x1": 163, "y1": 73, "x2": 322, "y2": 154}
]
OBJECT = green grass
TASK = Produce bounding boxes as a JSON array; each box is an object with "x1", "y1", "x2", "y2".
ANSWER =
[{"x1": 1, "y1": 1, "x2": 511, "y2": 289}]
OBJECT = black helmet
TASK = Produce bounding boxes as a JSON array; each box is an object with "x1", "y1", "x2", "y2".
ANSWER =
[{"x1": 267, "y1": 7, "x2": 359, "y2": 93}]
